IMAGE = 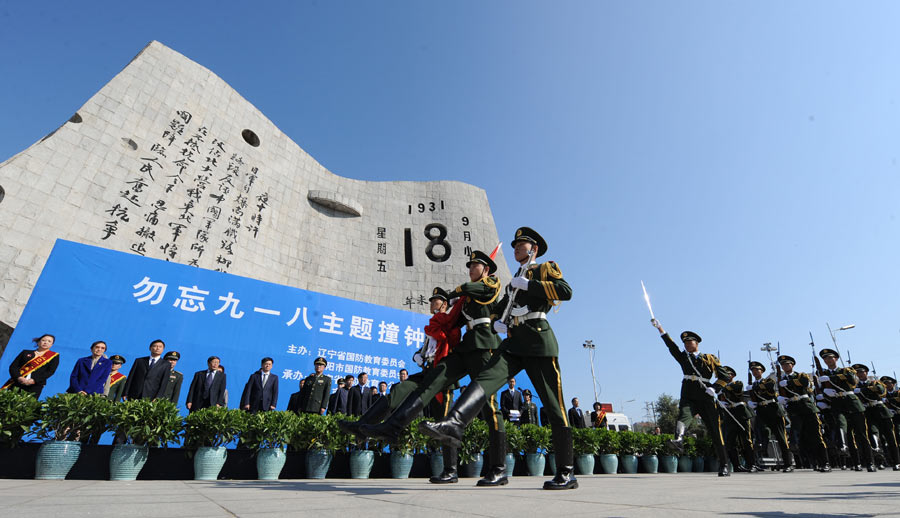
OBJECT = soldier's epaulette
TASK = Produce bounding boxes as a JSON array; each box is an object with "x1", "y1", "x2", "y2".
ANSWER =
[
  {"x1": 473, "y1": 275, "x2": 501, "y2": 305},
  {"x1": 540, "y1": 261, "x2": 563, "y2": 280}
]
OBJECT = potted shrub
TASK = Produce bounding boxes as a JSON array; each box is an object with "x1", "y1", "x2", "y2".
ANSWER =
[
  {"x1": 658, "y1": 433, "x2": 678, "y2": 473},
  {"x1": 292, "y1": 413, "x2": 341, "y2": 479},
  {"x1": 679, "y1": 436, "x2": 696, "y2": 472},
  {"x1": 109, "y1": 398, "x2": 182, "y2": 480},
  {"x1": 239, "y1": 410, "x2": 299, "y2": 480},
  {"x1": 33, "y1": 393, "x2": 114, "y2": 479},
  {"x1": 183, "y1": 407, "x2": 244, "y2": 480},
  {"x1": 0, "y1": 388, "x2": 41, "y2": 448},
  {"x1": 519, "y1": 424, "x2": 549, "y2": 476},
  {"x1": 696, "y1": 436, "x2": 715, "y2": 472},
  {"x1": 459, "y1": 418, "x2": 488, "y2": 478},
  {"x1": 639, "y1": 433, "x2": 661, "y2": 474},
  {"x1": 389, "y1": 418, "x2": 426, "y2": 479},
  {"x1": 504, "y1": 421, "x2": 524, "y2": 478},
  {"x1": 596, "y1": 428, "x2": 620, "y2": 474},
  {"x1": 335, "y1": 415, "x2": 375, "y2": 479},
  {"x1": 572, "y1": 427, "x2": 599, "y2": 475},
  {"x1": 617, "y1": 430, "x2": 641, "y2": 474}
]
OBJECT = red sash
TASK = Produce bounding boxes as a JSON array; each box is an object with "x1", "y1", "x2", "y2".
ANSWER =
[
  {"x1": 109, "y1": 371, "x2": 126, "y2": 387},
  {"x1": 425, "y1": 300, "x2": 465, "y2": 404},
  {"x1": 2, "y1": 351, "x2": 59, "y2": 390}
]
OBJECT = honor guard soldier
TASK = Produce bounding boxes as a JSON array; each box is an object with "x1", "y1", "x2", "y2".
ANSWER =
[
  {"x1": 105, "y1": 355, "x2": 128, "y2": 402},
  {"x1": 748, "y1": 361, "x2": 794, "y2": 472},
  {"x1": 718, "y1": 366, "x2": 760, "y2": 472},
  {"x1": 158, "y1": 351, "x2": 184, "y2": 404},
  {"x1": 818, "y1": 349, "x2": 876, "y2": 471},
  {"x1": 421, "y1": 227, "x2": 578, "y2": 490},
  {"x1": 853, "y1": 364, "x2": 900, "y2": 470},
  {"x1": 361, "y1": 251, "x2": 504, "y2": 485},
  {"x1": 299, "y1": 357, "x2": 332, "y2": 415},
  {"x1": 651, "y1": 322, "x2": 731, "y2": 476},
  {"x1": 882, "y1": 376, "x2": 900, "y2": 443},
  {"x1": 777, "y1": 355, "x2": 831, "y2": 472}
]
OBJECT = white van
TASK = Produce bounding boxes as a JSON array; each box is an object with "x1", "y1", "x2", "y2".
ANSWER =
[{"x1": 604, "y1": 412, "x2": 632, "y2": 431}]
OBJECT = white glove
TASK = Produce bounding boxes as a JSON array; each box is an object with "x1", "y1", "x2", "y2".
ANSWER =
[
  {"x1": 823, "y1": 388, "x2": 837, "y2": 397},
  {"x1": 818, "y1": 375, "x2": 830, "y2": 383},
  {"x1": 412, "y1": 350, "x2": 425, "y2": 368},
  {"x1": 705, "y1": 387, "x2": 717, "y2": 398},
  {"x1": 748, "y1": 401, "x2": 758, "y2": 409},
  {"x1": 816, "y1": 401, "x2": 828, "y2": 410},
  {"x1": 853, "y1": 388, "x2": 860, "y2": 394},
  {"x1": 779, "y1": 380, "x2": 788, "y2": 387},
  {"x1": 493, "y1": 321, "x2": 508, "y2": 334},
  {"x1": 510, "y1": 276, "x2": 530, "y2": 290},
  {"x1": 777, "y1": 396, "x2": 787, "y2": 405}
]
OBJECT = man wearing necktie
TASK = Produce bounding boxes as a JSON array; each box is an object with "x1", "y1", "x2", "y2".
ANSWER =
[
  {"x1": 567, "y1": 397, "x2": 586, "y2": 428},
  {"x1": 186, "y1": 356, "x2": 227, "y2": 412},
  {"x1": 122, "y1": 339, "x2": 169, "y2": 400},
  {"x1": 241, "y1": 357, "x2": 279, "y2": 412}
]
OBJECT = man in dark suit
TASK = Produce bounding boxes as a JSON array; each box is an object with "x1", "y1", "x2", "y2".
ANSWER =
[
  {"x1": 329, "y1": 376, "x2": 351, "y2": 414},
  {"x1": 157, "y1": 351, "x2": 184, "y2": 404},
  {"x1": 186, "y1": 356, "x2": 227, "y2": 412},
  {"x1": 67, "y1": 340, "x2": 113, "y2": 395},
  {"x1": 373, "y1": 381, "x2": 388, "y2": 405},
  {"x1": 568, "y1": 397, "x2": 586, "y2": 429},
  {"x1": 122, "y1": 339, "x2": 170, "y2": 400},
  {"x1": 287, "y1": 379, "x2": 305, "y2": 414},
  {"x1": 241, "y1": 357, "x2": 279, "y2": 412},
  {"x1": 500, "y1": 376, "x2": 525, "y2": 423},
  {"x1": 349, "y1": 371, "x2": 373, "y2": 416},
  {"x1": 299, "y1": 357, "x2": 331, "y2": 414}
]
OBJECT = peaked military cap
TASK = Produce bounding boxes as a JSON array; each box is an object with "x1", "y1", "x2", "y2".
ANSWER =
[
  {"x1": 722, "y1": 366, "x2": 737, "y2": 378},
  {"x1": 680, "y1": 331, "x2": 702, "y2": 343},
  {"x1": 851, "y1": 363, "x2": 869, "y2": 372},
  {"x1": 819, "y1": 348, "x2": 839, "y2": 359},
  {"x1": 465, "y1": 250, "x2": 498, "y2": 274},
  {"x1": 109, "y1": 354, "x2": 126, "y2": 364},
  {"x1": 163, "y1": 351, "x2": 180, "y2": 360},
  {"x1": 777, "y1": 354, "x2": 795, "y2": 365},
  {"x1": 511, "y1": 227, "x2": 547, "y2": 257},
  {"x1": 522, "y1": 389, "x2": 532, "y2": 397},
  {"x1": 429, "y1": 287, "x2": 449, "y2": 302},
  {"x1": 880, "y1": 376, "x2": 896, "y2": 384},
  {"x1": 749, "y1": 361, "x2": 766, "y2": 372},
  {"x1": 314, "y1": 356, "x2": 328, "y2": 366}
]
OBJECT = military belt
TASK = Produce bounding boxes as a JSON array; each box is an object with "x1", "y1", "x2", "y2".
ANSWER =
[
  {"x1": 510, "y1": 312, "x2": 547, "y2": 327},
  {"x1": 787, "y1": 394, "x2": 809, "y2": 402},
  {"x1": 864, "y1": 401, "x2": 886, "y2": 408},
  {"x1": 728, "y1": 401, "x2": 747, "y2": 408},
  {"x1": 683, "y1": 375, "x2": 710, "y2": 383},
  {"x1": 466, "y1": 317, "x2": 491, "y2": 330},
  {"x1": 759, "y1": 399, "x2": 777, "y2": 406},
  {"x1": 837, "y1": 391, "x2": 855, "y2": 397}
]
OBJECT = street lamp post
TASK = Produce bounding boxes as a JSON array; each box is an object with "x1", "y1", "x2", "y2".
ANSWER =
[
  {"x1": 826, "y1": 322, "x2": 855, "y2": 367},
  {"x1": 583, "y1": 340, "x2": 600, "y2": 404}
]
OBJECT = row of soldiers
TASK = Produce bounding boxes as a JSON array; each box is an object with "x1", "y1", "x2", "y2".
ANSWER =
[{"x1": 651, "y1": 320, "x2": 900, "y2": 476}]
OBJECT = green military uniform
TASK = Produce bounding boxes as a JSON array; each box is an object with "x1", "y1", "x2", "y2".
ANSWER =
[
  {"x1": 748, "y1": 361, "x2": 794, "y2": 471},
  {"x1": 854, "y1": 365, "x2": 900, "y2": 469},
  {"x1": 299, "y1": 357, "x2": 332, "y2": 414},
  {"x1": 719, "y1": 371, "x2": 758, "y2": 471},
  {"x1": 882, "y1": 377, "x2": 900, "y2": 451},
  {"x1": 521, "y1": 390, "x2": 540, "y2": 426},
  {"x1": 819, "y1": 349, "x2": 874, "y2": 470},
  {"x1": 776, "y1": 355, "x2": 829, "y2": 471},
  {"x1": 105, "y1": 355, "x2": 128, "y2": 402},
  {"x1": 420, "y1": 227, "x2": 579, "y2": 490},
  {"x1": 156, "y1": 351, "x2": 183, "y2": 405},
  {"x1": 660, "y1": 330, "x2": 730, "y2": 475}
]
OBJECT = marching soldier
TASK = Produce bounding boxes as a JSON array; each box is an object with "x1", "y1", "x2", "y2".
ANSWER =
[
  {"x1": 883, "y1": 376, "x2": 900, "y2": 444},
  {"x1": 853, "y1": 364, "x2": 900, "y2": 470},
  {"x1": 748, "y1": 361, "x2": 794, "y2": 472},
  {"x1": 105, "y1": 355, "x2": 128, "y2": 402},
  {"x1": 420, "y1": 227, "x2": 578, "y2": 490},
  {"x1": 298, "y1": 357, "x2": 332, "y2": 415},
  {"x1": 651, "y1": 321, "x2": 731, "y2": 476},
  {"x1": 777, "y1": 354, "x2": 831, "y2": 472},
  {"x1": 360, "y1": 250, "x2": 505, "y2": 486},
  {"x1": 818, "y1": 349, "x2": 876, "y2": 472},
  {"x1": 718, "y1": 366, "x2": 760, "y2": 472}
]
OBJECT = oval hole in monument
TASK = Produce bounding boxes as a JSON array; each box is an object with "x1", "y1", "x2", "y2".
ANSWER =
[
  {"x1": 0, "y1": 186, "x2": 5, "y2": 205},
  {"x1": 69, "y1": 113, "x2": 83, "y2": 124},
  {"x1": 242, "y1": 129, "x2": 260, "y2": 147}
]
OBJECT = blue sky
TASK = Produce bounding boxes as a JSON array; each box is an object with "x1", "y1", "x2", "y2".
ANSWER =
[{"x1": 2, "y1": 2, "x2": 899, "y2": 423}]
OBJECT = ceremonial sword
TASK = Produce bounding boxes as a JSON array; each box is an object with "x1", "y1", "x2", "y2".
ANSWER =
[{"x1": 641, "y1": 281, "x2": 745, "y2": 431}]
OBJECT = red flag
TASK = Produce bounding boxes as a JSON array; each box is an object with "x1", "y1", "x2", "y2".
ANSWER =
[{"x1": 488, "y1": 241, "x2": 502, "y2": 260}]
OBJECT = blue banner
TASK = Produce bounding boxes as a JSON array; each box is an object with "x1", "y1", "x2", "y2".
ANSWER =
[{"x1": 1, "y1": 240, "x2": 431, "y2": 410}]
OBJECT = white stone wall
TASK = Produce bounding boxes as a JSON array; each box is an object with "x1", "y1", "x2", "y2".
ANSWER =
[{"x1": 0, "y1": 41, "x2": 510, "y2": 329}]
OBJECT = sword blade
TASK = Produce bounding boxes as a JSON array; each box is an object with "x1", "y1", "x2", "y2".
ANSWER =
[{"x1": 641, "y1": 280, "x2": 655, "y2": 320}]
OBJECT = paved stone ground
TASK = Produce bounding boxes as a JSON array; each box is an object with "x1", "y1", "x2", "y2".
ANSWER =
[{"x1": 2, "y1": 470, "x2": 899, "y2": 517}]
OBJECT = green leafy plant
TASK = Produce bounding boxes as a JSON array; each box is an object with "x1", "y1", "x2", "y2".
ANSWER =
[
  {"x1": 616, "y1": 430, "x2": 642, "y2": 455},
  {"x1": 640, "y1": 433, "x2": 664, "y2": 455},
  {"x1": 239, "y1": 411, "x2": 299, "y2": 451},
  {"x1": 683, "y1": 435, "x2": 697, "y2": 457},
  {"x1": 505, "y1": 421, "x2": 525, "y2": 455},
  {"x1": 0, "y1": 388, "x2": 42, "y2": 447},
  {"x1": 183, "y1": 407, "x2": 244, "y2": 448},
  {"x1": 458, "y1": 418, "x2": 488, "y2": 464},
  {"x1": 292, "y1": 413, "x2": 343, "y2": 451},
  {"x1": 519, "y1": 424, "x2": 550, "y2": 454},
  {"x1": 596, "y1": 427, "x2": 620, "y2": 455},
  {"x1": 391, "y1": 417, "x2": 428, "y2": 456},
  {"x1": 111, "y1": 398, "x2": 182, "y2": 447},
  {"x1": 659, "y1": 433, "x2": 679, "y2": 455},
  {"x1": 696, "y1": 436, "x2": 713, "y2": 457},
  {"x1": 34, "y1": 393, "x2": 114, "y2": 442},
  {"x1": 572, "y1": 426, "x2": 601, "y2": 456}
]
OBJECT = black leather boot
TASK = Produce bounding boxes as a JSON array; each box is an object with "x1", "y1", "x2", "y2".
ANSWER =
[
  {"x1": 716, "y1": 441, "x2": 730, "y2": 477},
  {"x1": 338, "y1": 395, "x2": 391, "y2": 440},
  {"x1": 544, "y1": 427, "x2": 578, "y2": 490},
  {"x1": 782, "y1": 450, "x2": 795, "y2": 473},
  {"x1": 730, "y1": 452, "x2": 748, "y2": 472},
  {"x1": 430, "y1": 447, "x2": 459, "y2": 483},
  {"x1": 419, "y1": 384, "x2": 486, "y2": 448},
  {"x1": 358, "y1": 395, "x2": 424, "y2": 443},
  {"x1": 668, "y1": 421, "x2": 686, "y2": 454},
  {"x1": 477, "y1": 430, "x2": 509, "y2": 486}
]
